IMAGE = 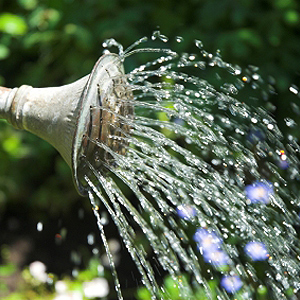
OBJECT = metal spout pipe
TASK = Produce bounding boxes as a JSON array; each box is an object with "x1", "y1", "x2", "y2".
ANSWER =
[{"x1": 0, "y1": 77, "x2": 89, "y2": 167}]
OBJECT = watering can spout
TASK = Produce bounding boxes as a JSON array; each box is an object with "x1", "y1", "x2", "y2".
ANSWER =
[{"x1": 0, "y1": 53, "x2": 133, "y2": 195}]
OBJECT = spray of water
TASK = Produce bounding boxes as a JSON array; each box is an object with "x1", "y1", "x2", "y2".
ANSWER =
[{"x1": 77, "y1": 33, "x2": 300, "y2": 299}]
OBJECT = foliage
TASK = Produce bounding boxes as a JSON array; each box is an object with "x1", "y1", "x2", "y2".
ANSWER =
[
  {"x1": 135, "y1": 276, "x2": 270, "y2": 300},
  {"x1": 0, "y1": 250, "x2": 110, "y2": 300}
]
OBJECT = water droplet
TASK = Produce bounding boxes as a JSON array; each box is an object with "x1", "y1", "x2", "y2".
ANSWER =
[
  {"x1": 72, "y1": 269, "x2": 79, "y2": 277},
  {"x1": 289, "y1": 85, "x2": 299, "y2": 95},
  {"x1": 151, "y1": 30, "x2": 168, "y2": 42},
  {"x1": 188, "y1": 55, "x2": 196, "y2": 61},
  {"x1": 92, "y1": 248, "x2": 99, "y2": 255},
  {"x1": 100, "y1": 212, "x2": 109, "y2": 225},
  {"x1": 87, "y1": 233, "x2": 95, "y2": 245},
  {"x1": 175, "y1": 36, "x2": 184, "y2": 43},
  {"x1": 102, "y1": 38, "x2": 124, "y2": 55},
  {"x1": 37, "y1": 222, "x2": 43, "y2": 232},
  {"x1": 252, "y1": 73, "x2": 260, "y2": 81},
  {"x1": 233, "y1": 66, "x2": 242, "y2": 76},
  {"x1": 248, "y1": 65, "x2": 259, "y2": 72},
  {"x1": 72, "y1": 34, "x2": 300, "y2": 299},
  {"x1": 195, "y1": 39, "x2": 203, "y2": 49},
  {"x1": 285, "y1": 118, "x2": 297, "y2": 127},
  {"x1": 93, "y1": 205, "x2": 99, "y2": 211},
  {"x1": 78, "y1": 208, "x2": 84, "y2": 219}
]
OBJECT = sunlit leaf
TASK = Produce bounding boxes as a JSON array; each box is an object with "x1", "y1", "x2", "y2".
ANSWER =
[
  {"x1": 0, "y1": 13, "x2": 28, "y2": 35},
  {"x1": 2, "y1": 135, "x2": 21, "y2": 156},
  {"x1": 0, "y1": 263, "x2": 17, "y2": 276},
  {"x1": 284, "y1": 10, "x2": 299, "y2": 25},
  {"x1": 257, "y1": 285, "x2": 268, "y2": 296},
  {"x1": 1, "y1": 292, "x2": 26, "y2": 300},
  {"x1": 136, "y1": 287, "x2": 152, "y2": 300}
]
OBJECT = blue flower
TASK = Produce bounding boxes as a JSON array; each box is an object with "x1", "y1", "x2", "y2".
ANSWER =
[
  {"x1": 176, "y1": 204, "x2": 196, "y2": 220},
  {"x1": 245, "y1": 181, "x2": 273, "y2": 204},
  {"x1": 277, "y1": 159, "x2": 289, "y2": 170},
  {"x1": 247, "y1": 129, "x2": 265, "y2": 144},
  {"x1": 244, "y1": 241, "x2": 268, "y2": 261},
  {"x1": 173, "y1": 118, "x2": 185, "y2": 125},
  {"x1": 220, "y1": 275, "x2": 243, "y2": 294},
  {"x1": 193, "y1": 228, "x2": 222, "y2": 252},
  {"x1": 203, "y1": 249, "x2": 230, "y2": 267}
]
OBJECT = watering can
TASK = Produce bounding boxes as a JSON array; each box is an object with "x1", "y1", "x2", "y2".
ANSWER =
[{"x1": 0, "y1": 53, "x2": 133, "y2": 195}]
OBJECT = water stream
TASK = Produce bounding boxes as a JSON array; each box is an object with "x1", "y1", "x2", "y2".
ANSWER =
[{"x1": 78, "y1": 34, "x2": 300, "y2": 299}]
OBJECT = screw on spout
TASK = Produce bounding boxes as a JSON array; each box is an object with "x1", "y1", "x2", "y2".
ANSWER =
[
  {"x1": 0, "y1": 86, "x2": 12, "y2": 118},
  {"x1": 0, "y1": 86, "x2": 19, "y2": 124}
]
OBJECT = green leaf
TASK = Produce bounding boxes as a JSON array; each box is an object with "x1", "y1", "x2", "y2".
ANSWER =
[
  {"x1": 284, "y1": 10, "x2": 299, "y2": 25},
  {"x1": 164, "y1": 276, "x2": 180, "y2": 298},
  {"x1": 257, "y1": 285, "x2": 268, "y2": 299},
  {"x1": 2, "y1": 292, "x2": 26, "y2": 300},
  {"x1": 0, "y1": 13, "x2": 28, "y2": 35},
  {"x1": 136, "y1": 287, "x2": 152, "y2": 300},
  {"x1": 17, "y1": 0, "x2": 38, "y2": 10},
  {"x1": 275, "y1": 0, "x2": 295, "y2": 9},
  {"x1": 0, "y1": 44, "x2": 10, "y2": 60},
  {"x1": 163, "y1": 275, "x2": 191, "y2": 299},
  {"x1": 77, "y1": 269, "x2": 93, "y2": 281},
  {"x1": 88, "y1": 257, "x2": 103, "y2": 277},
  {"x1": 237, "y1": 29, "x2": 262, "y2": 48},
  {"x1": 0, "y1": 263, "x2": 17, "y2": 276},
  {"x1": 2, "y1": 135, "x2": 21, "y2": 157},
  {"x1": 0, "y1": 282, "x2": 8, "y2": 293}
]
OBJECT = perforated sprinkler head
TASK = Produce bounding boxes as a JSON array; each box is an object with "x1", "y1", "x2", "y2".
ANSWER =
[
  {"x1": 0, "y1": 53, "x2": 133, "y2": 196},
  {"x1": 72, "y1": 54, "x2": 133, "y2": 195}
]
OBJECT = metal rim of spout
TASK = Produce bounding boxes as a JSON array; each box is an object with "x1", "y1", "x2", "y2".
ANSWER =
[{"x1": 72, "y1": 53, "x2": 128, "y2": 196}]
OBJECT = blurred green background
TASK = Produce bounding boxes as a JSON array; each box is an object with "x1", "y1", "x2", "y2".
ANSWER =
[{"x1": 0, "y1": 0, "x2": 299, "y2": 299}]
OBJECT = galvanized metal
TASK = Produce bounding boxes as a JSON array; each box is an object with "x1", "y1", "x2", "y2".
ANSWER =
[
  {"x1": 0, "y1": 76, "x2": 89, "y2": 167},
  {"x1": 72, "y1": 53, "x2": 133, "y2": 195},
  {"x1": 0, "y1": 53, "x2": 132, "y2": 195}
]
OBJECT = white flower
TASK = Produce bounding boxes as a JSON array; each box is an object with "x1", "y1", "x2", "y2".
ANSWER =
[
  {"x1": 53, "y1": 281, "x2": 82, "y2": 300},
  {"x1": 29, "y1": 261, "x2": 48, "y2": 282},
  {"x1": 53, "y1": 291, "x2": 82, "y2": 300},
  {"x1": 83, "y1": 278, "x2": 109, "y2": 298},
  {"x1": 55, "y1": 281, "x2": 68, "y2": 294},
  {"x1": 108, "y1": 239, "x2": 121, "y2": 254}
]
